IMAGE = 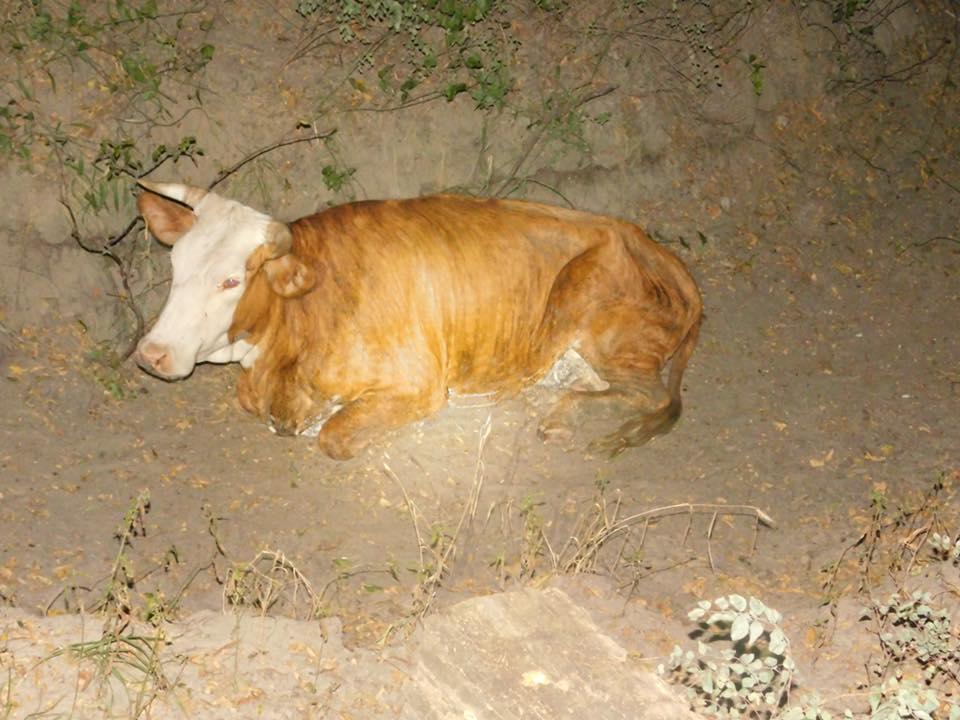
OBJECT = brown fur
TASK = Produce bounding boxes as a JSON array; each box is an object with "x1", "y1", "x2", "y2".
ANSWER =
[{"x1": 229, "y1": 195, "x2": 702, "y2": 460}]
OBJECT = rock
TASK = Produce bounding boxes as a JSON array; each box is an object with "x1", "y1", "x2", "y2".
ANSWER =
[{"x1": 403, "y1": 587, "x2": 701, "y2": 719}]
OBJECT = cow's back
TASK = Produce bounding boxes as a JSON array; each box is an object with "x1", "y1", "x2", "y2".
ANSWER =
[{"x1": 285, "y1": 196, "x2": 621, "y2": 393}]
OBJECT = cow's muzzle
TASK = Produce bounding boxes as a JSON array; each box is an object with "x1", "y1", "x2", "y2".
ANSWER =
[{"x1": 135, "y1": 339, "x2": 181, "y2": 380}]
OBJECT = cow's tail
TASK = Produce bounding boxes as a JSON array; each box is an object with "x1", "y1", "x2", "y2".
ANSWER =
[{"x1": 661, "y1": 314, "x2": 701, "y2": 433}]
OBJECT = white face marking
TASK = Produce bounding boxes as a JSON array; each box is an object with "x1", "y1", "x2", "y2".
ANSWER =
[{"x1": 140, "y1": 194, "x2": 271, "y2": 378}]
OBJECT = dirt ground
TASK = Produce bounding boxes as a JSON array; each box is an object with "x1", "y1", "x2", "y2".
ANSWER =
[{"x1": 1, "y1": 1, "x2": 959, "y2": 718}]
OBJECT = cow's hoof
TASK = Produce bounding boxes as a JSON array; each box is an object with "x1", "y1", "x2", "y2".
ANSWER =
[
  {"x1": 316, "y1": 433, "x2": 363, "y2": 461},
  {"x1": 268, "y1": 416, "x2": 297, "y2": 437},
  {"x1": 537, "y1": 423, "x2": 573, "y2": 445},
  {"x1": 586, "y1": 435, "x2": 628, "y2": 459}
]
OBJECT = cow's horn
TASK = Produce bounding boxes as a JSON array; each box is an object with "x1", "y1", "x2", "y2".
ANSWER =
[
  {"x1": 264, "y1": 221, "x2": 293, "y2": 257},
  {"x1": 137, "y1": 180, "x2": 208, "y2": 209}
]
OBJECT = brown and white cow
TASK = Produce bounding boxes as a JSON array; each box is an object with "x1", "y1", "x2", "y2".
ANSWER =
[{"x1": 135, "y1": 181, "x2": 702, "y2": 460}]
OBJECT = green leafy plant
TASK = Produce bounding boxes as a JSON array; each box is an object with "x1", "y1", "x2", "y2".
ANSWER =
[
  {"x1": 928, "y1": 533, "x2": 960, "y2": 564},
  {"x1": 660, "y1": 594, "x2": 795, "y2": 719},
  {"x1": 295, "y1": 0, "x2": 513, "y2": 111},
  {"x1": 863, "y1": 590, "x2": 960, "y2": 685},
  {"x1": 664, "y1": 592, "x2": 960, "y2": 719},
  {"x1": 866, "y1": 678, "x2": 959, "y2": 720},
  {"x1": 748, "y1": 54, "x2": 766, "y2": 96},
  {"x1": 322, "y1": 163, "x2": 357, "y2": 193}
]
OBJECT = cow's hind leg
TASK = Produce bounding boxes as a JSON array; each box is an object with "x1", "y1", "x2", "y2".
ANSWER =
[
  {"x1": 585, "y1": 369, "x2": 679, "y2": 456},
  {"x1": 316, "y1": 389, "x2": 445, "y2": 460},
  {"x1": 572, "y1": 315, "x2": 699, "y2": 456},
  {"x1": 535, "y1": 239, "x2": 699, "y2": 456},
  {"x1": 539, "y1": 362, "x2": 676, "y2": 455}
]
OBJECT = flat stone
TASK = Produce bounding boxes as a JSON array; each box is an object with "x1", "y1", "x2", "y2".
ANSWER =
[{"x1": 403, "y1": 587, "x2": 701, "y2": 719}]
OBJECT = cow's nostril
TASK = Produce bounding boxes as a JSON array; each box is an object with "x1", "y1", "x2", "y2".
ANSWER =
[{"x1": 136, "y1": 341, "x2": 169, "y2": 373}]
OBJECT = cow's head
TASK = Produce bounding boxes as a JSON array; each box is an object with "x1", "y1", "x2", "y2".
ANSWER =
[{"x1": 135, "y1": 181, "x2": 315, "y2": 380}]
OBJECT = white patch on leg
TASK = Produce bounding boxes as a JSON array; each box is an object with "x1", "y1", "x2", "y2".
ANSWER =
[
  {"x1": 283, "y1": 398, "x2": 344, "y2": 437},
  {"x1": 538, "y1": 347, "x2": 608, "y2": 391}
]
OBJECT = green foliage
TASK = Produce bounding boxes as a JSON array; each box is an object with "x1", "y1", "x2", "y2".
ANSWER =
[
  {"x1": 297, "y1": 0, "x2": 496, "y2": 38},
  {"x1": 832, "y1": 0, "x2": 872, "y2": 23},
  {"x1": 322, "y1": 163, "x2": 356, "y2": 192},
  {"x1": 660, "y1": 595, "x2": 795, "y2": 719},
  {"x1": 748, "y1": 54, "x2": 766, "y2": 97},
  {"x1": 86, "y1": 342, "x2": 128, "y2": 399},
  {"x1": 1, "y1": 1, "x2": 215, "y2": 218},
  {"x1": 63, "y1": 135, "x2": 204, "y2": 217},
  {"x1": 867, "y1": 678, "x2": 958, "y2": 720},
  {"x1": 296, "y1": 0, "x2": 513, "y2": 110},
  {"x1": 863, "y1": 590, "x2": 960, "y2": 685},
  {"x1": 928, "y1": 533, "x2": 960, "y2": 564},
  {"x1": 469, "y1": 58, "x2": 511, "y2": 109},
  {"x1": 666, "y1": 591, "x2": 960, "y2": 719}
]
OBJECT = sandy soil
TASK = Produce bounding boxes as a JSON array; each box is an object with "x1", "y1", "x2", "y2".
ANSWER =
[{"x1": 1, "y1": 1, "x2": 958, "y2": 717}]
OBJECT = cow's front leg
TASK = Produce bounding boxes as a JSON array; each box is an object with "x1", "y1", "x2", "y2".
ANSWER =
[{"x1": 316, "y1": 389, "x2": 445, "y2": 460}]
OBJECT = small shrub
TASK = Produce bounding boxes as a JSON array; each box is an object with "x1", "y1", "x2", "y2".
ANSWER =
[
  {"x1": 659, "y1": 594, "x2": 795, "y2": 719},
  {"x1": 863, "y1": 590, "x2": 960, "y2": 685}
]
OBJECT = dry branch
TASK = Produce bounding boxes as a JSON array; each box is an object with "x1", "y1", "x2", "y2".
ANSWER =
[{"x1": 557, "y1": 500, "x2": 775, "y2": 576}]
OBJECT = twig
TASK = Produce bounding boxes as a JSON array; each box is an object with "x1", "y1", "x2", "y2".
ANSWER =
[
  {"x1": 908, "y1": 235, "x2": 960, "y2": 250},
  {"x1": 467, "y1": 414, "x2": 493, "y2": 524},
  {"x1": 383, "y1": 462, "x2": 425, "y2": 570},
  {"x1": 561, "y1": 502, "x2": 774, "y2": 575},
  {"x1": 706, "y1": 511, "x2": 719, "y2": 572},
  {"x1": 208, "y1": 127, "x2": 338, "y2": 190},
  {"x1": 493, "y1": 83, "x2": 618, "y2": 198},
  {"x1": 62, "y1": 201, "x2": 145, "y2": 359},
  {"x1": 385, "y1": 415, "x2": 493, "y2": 640},
  {"x1": 422, "y1": 415, "x2": 492, "y2": 603}
]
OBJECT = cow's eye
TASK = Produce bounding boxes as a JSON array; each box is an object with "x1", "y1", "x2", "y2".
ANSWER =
[{"x1": 221, "y1": 277, "x2": 241, "y2": 290}]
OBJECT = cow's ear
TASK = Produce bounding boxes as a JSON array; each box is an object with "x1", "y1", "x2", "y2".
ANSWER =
[
  {"x1": 263, "y1": 255, "x2": 316, "y2": 298},
  {"x1": 137, "y1": 190, "x2": 196, "y2": 246},
  {"x1": 245, "y1": 222, "x2": 315, "y2": 298},
  {"x1": 245, "y1": 221, "x2": 293, "y2": 274}
]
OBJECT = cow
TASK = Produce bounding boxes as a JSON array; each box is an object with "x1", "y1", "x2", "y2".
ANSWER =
[{"x1": 134, "y1": 180, "x2": 702, "y2": 460}]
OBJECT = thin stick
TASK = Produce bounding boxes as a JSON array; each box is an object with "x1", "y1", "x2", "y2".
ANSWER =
[
  {"x1": 208, "y1": 128, "x2": 338, "y2": 190},
  {"x1": 383, "y1": 462, "x2": 424, "y2": 570},
  {"x1": 62, "y1": 201, "x2": 145, "y2": 359},
  {"x1": 706, "y1": 511, "x2": 719, "y2": 572},
  {"x1": 493, "y1": 84, "x2": 618, "y2": 198},
  {"x1": 467, "y1": 414, "x2": 493, "y2": 524}
]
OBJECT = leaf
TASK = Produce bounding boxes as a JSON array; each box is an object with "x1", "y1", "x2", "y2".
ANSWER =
[
  {"x1": 444, "y1": 82, "x2": 468, "y2": 101},
  {"x1": 808, "y1": 448, "x2": 834, "y2": 467},
  {"x1": 700, "y1": 674, "x2": 714, "y2": 693},
  {"x1": 6, "y1": 364, "x2": 27, "y2": 379},
  {"x1": 731, "y1": 614, "x2": 750, "y2": 642},
  {"x1": 729, "y1": 594, "x2": 747, "y2": 612},
  {"x1": 747, "y1": 619, "x2": 764, "y2": 647},
  {"x1": 769, "y1": 628, "x2": 788, "y2": 655}
]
